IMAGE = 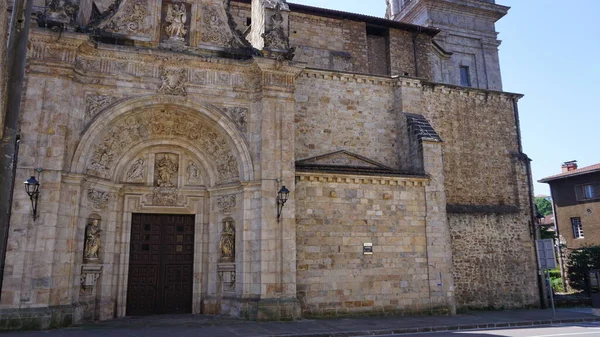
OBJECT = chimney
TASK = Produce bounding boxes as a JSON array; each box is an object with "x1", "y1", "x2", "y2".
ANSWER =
[{"x1": 561, "y1": 160, "x2": 578, "y2": 173}]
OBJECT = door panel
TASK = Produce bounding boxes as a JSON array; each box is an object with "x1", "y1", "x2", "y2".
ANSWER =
[{"x1": 127, "y1": 214, "x2": 195, "y2": 315}]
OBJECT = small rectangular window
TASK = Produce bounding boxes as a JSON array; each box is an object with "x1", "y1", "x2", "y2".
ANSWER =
[
  {"x1": 575, "y1": 182, "x2": 600, "y2": 201},
  {"x1": 571, "y1": 217, "x2": 584, "y2": 239},
  {"x1": 459, "y1": 66, "x2": 471, "y2": 87}
]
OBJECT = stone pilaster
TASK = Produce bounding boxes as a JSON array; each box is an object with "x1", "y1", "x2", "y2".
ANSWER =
[
  {"x1": 252, "y1": 57, "x2": 303, "y2": 320},
  {"x1": 0, "y1": 0, "x2": 8, "y2": 139},
  {"x1": 422, "y1": 139, "x2": 456, "y2": 314}
]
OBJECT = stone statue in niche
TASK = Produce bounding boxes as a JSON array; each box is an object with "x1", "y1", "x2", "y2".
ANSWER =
[
  {"x1": 219, "y1": 220, "x2": 235, "y2": 262},
  {"x1": 165, "y1": 2, "x2": 187, "y2": 41},
  {"x1": 187, "y1": 160, "x2": 200, "y2": 184},
  {"x1": 155, "y1": 154, "x2": 179, "y2": 187},
  {"x1": 126, "y1": 158, "x2": 146, "y2": 182},
  {"x1": 84, "y1": 219, "x2": 102, "y2": 261}
]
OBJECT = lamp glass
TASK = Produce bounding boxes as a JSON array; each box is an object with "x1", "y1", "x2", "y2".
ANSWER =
[
  {"x1": 24, "y1": 176, "x2": 40, "y2": 197},
  {"x1": 277, "y1": 186, "x2": 290, "y2": 204}
]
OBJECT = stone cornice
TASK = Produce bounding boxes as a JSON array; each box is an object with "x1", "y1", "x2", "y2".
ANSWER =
[{"x1": 296, "y1": 172, "x2": 428, "y2": 187}]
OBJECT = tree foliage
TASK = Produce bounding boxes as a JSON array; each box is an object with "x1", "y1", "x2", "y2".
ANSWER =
[
  {"x1": 535, "y1": 197, "x2": 553, "y2": 217},
  {"x1": 566, "y1": 245, "x2": 600, "y2": 291}
]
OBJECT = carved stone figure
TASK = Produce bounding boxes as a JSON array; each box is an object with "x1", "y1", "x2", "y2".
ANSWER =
[
  {"x1": 126, "y1": 158, "x2": 146, "y2": 182},
  {"x1": 165, "y1": 3, "x2": 187, "y2": 41},
  {"x1": 158, "y1": 65, "x2": 187, "y2": 95},
  {"x1": 84, "y1": 219, "x2": 102, "y2": 260},
  {"x1": 155, "y1": 154, "x2": 178, "y2": 187},
  {"x1": 220, "y1": 220, "x2": 235, "y2": 262},
  {"x1": 187, "y1": 161, "x2": 200, "y2": 183},
  {"x1": 262, "y1": 3, "x2": 288, "y2": 50}
]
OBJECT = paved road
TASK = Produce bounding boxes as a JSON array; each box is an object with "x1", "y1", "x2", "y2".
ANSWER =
[{"x1": 363, "y1": 322, "x2": 600, "y2": 337}]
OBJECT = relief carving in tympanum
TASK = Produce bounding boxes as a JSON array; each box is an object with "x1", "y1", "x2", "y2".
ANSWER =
[{"x1": 87, "y1": 109, "x2": 240, "y2": 183}]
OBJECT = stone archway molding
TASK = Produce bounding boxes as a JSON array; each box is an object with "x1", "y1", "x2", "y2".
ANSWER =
[{"x1": 71, "y1": 95, "x2": 254, "y2": 183}]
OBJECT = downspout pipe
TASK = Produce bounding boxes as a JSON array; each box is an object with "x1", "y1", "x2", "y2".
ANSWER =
[{"x1": 513, "y1": 97, "x2": 548, "y2": 309}]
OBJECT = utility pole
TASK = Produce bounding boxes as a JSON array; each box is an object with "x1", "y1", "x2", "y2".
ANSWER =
[{"x1": 0, "y1": 0, "x2": 34, "y2": 299}]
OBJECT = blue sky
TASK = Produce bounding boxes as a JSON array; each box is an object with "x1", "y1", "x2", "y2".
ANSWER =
[{"x1": 290, "y1": 0, "x2": 600, "y2": 196}]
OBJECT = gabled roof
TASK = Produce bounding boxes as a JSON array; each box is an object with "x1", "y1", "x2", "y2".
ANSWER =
[
  {"x1": 295, "y1": 150, "x2": 422, "y2": 177},
  {"x1": 538, "y1": 163, "x2": 600, "y2": 183}
]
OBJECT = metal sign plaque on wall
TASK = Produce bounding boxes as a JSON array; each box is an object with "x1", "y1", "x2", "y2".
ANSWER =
[{"x1": 535, "y1": 239, "x2": 557, "y2": 270}]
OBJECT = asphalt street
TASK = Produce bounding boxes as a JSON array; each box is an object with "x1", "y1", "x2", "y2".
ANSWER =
[{"x1": 363, "y1": 322, "x2": 600, "y2": 337}]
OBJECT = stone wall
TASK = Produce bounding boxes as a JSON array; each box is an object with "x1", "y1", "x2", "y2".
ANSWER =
[
  {"x1": 449, "y1": 213, "x2": 539, "y2": 309},
  {"x1": 415, "y1": 84, "x2": 521, "y2": 206},
  {"x1": 295, "y1": 174, "x2": 435, "y2": 316},
  {"x1": 294, "y1": 71, "x2": 399, "y2": 168}
]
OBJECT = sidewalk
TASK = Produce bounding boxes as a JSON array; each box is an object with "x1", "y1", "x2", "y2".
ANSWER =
[{"x1": 3, "y1": 308, "x2": 600, "y2": 336}]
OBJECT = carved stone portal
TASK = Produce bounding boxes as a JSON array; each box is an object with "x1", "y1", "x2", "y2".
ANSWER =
[
  {"x1": 219, "y1": 219, "x2": 235, "y2": 262},
  {"x1": 84, "y1": 219, "x2": 102, "y2": 261}
]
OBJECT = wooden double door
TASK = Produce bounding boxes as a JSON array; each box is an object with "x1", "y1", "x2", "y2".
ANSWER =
[{"x1": 126, "y1": 214, "x2": 195, "y2": 315}]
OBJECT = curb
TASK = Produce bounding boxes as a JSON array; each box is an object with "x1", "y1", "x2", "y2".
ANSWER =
[{"x1": 264, "y1": 317, "x2": 600, "y2": 337}]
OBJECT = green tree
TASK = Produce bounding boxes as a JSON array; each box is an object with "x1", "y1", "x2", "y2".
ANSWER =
[
  {"x1": 535, "y1": 197, "x2": 553, "y2": 217},
  {"x1": 566, "y1": 245, "x2": 600, "y2": 291}
]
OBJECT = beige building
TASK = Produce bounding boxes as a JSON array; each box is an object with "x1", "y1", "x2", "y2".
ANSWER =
[
  {"x1": 540, "y1": 162, "x2": 600, "y2": 250},
  {"x1": 0, "y1": 0, "x2": 539, "y2": 329}
]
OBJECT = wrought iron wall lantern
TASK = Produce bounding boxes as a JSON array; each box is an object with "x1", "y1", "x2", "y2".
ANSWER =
[
  {"x1": 24, "y1": 175, "x2": 40, "y2": 221},
  {"x1": 276, "y1": 186, "x2": 289, "y2": 223}
]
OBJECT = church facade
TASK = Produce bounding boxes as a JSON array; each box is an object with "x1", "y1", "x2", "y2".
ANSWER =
[{"x1": 0, "y1": 0, "x2": 539, "y2": 328}]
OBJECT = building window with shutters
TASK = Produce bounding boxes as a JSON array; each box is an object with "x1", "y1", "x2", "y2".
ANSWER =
[
  {"x1": 575, "y1": 182, "x2": 600, "y2": 201},
  {"x1": 571, "y1": 217, "x2": 584, "y2": 239}
]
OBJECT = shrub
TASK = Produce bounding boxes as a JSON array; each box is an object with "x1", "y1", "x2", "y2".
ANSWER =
[{"x1": 566, "y1": 245, "x2": 600, "y2": 291}]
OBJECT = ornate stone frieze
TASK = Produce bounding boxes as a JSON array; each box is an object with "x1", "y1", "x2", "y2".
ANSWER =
[
  {"x1": 86, "y1": 109, "x2": 240, "y2": 182},
  {"x1": 75, "y1": 57, "x2": 101, "y2": 72},
  {"x1": 164, "y1": 3, "x2": 188, "y2": 42},
  {"x1": 85, "y1": 94, "x2": 117, "y2": 120},
  {"x1": 102, "y1": 0, "x2": 151, "y2": 35},
  {"x1": 225, "y1": 107, "x2": 248, "y2": 132},
  {"x1": 87, "y1": 189, "x2": 110, "y2": 209},
  {"x1": 126, "y1": 158, "x2": 146, "y2": 183},
  {"x1": 217, "y1": 195, "x2": 236, "y2": 214},
  {"x1": 158, "y1": 64, "x2": 187, "y2": 95},
  {"x1": 152, "y1": 187, "x2": 180, "y2": 206}
]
